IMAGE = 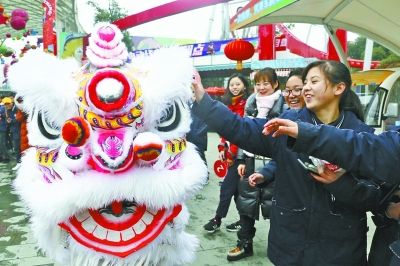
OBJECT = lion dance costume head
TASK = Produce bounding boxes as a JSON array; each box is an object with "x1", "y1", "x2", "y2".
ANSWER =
[{"x1": 7, "y1": 23, "x2": 207, "y2": 265}]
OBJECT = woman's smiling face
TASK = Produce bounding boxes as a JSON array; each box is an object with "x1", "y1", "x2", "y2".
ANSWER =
[
  {"x1": 255, "y1": 78, "x2": 277, "y2": 97},
  {"x1": 284, "y1": 75, "x2": 305, "y2": 109},
  {"x1": 302, "y1": 67, "x2": 336, "y2": 112},
  {"x1": 228, "y1": 77, "x2": 245, "y2": 96}
]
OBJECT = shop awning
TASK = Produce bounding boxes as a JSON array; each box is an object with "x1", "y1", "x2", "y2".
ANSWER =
[
  {"x1": 251, "y1": 58, "x2": 318, "y2": 70},
  {"x1": 196, "y1": 62, "x2": 252, "y2": 72}
]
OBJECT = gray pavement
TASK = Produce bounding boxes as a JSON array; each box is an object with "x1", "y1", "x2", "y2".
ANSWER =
[{"x1": 0, "y1": 132, "x2": 376, "y2": 265}]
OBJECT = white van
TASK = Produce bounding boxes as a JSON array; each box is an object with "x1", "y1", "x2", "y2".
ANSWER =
[{"x1": 351, "y1": 68, "x2": 400, "y2": 134}]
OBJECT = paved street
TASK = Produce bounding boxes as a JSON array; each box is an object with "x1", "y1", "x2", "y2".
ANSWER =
[{"x1": 0, "y1": 132, "x2": 376, "y2": 266}]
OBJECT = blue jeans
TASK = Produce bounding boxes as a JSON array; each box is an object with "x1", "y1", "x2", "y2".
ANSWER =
[
  {"x1": 12, "y1": 139, "x2": 21, "y2": 163},
  {"x1": 0, "y1": 131, "x2": 10, "y2": 161},
  {"x1": 216, "y1": 160, "x2": 240, "y2": 218}
]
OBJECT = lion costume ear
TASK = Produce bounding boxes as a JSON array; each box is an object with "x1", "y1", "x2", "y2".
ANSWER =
[
  {"x1": 7, "y1": 49, "x2": 80, "y2": 127},
  {"x1": 130, "y1": 46, "x2": 194, "y2": 127}
]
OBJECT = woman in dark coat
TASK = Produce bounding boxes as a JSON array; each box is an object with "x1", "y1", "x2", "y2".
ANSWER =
[
  {"x1": 227, "y1": 68, "x2": 306, "y2": 261},
  {"x1": 203, "y1": 73, "x2": 252, "y2": 233}
]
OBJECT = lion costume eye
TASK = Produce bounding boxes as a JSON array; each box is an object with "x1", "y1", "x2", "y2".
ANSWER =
[
  {"x1": 157, "y1": 101, "x2": 182, "y2": 132},
  {"x1": 37, "y1": 112, "x2": 60, "y2": 140}
]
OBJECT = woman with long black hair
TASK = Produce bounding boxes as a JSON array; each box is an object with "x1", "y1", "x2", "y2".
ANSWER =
[{"x1": 203, "y1": 73, "x2": 251, "y2": 233}]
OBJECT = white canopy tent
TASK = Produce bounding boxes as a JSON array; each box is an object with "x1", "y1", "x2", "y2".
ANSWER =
[{"x1": 232, "y1": 0, "x2": 400, "y2": 65}]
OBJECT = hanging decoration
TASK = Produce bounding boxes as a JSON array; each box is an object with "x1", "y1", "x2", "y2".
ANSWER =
[
  {"x1": 224, "y1": 39, "x2": 255, "y2": 70},
  {"x1": 42, "y1": 0, "x2": 57, "y2": 55},
  {"x1": 0, "y1": 5, "x2": 38, "y2": 61},
  {"x1": 10, "y1": 8, "x2": 29, "y2": 31},
  {"x1": 0, "y1": 4, "x2": 10, "y2": 25}
]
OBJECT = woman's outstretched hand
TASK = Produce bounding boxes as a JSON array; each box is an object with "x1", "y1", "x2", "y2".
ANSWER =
[
  {"x1": 386, "y1": 190, "x2": 400, "y2": 220},
  {"x1": 248, "y1": 173, "x2": 265, "y2": 187},
  {"x1": 192, "y1": 68, "x2": 205, "y2": 103},
  {"x1": 262, "y1": 118, "x2": 299, "y2": 138}
]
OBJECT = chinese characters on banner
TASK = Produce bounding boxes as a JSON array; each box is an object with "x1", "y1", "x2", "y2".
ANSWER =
[
  {"x1": 275, "y1": 34, "x2": 287, "y2": 51},
  {"x1": 130, "y1": 38, "x2": 258, "y2": 58},
  {"x1": 251, "y1": 57, "x2": 318, "y2": 69},
  {"x1": 42, "y1": 0, "x2": 57, "y2": 56},
  {"x1": 129, "y1": 37, "x2": 286, "y2": 59},
  {"x1": 230, "y1": 0, "x2": 298, "y2": 31}
]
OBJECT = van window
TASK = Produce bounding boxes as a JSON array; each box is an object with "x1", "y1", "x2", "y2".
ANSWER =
[
  {"x1": 364, "y1": 88, "x2": 388, "y2": 127},
  {"x1": 352, "y1": 84, "x2": 376, "y2": 113},
  {"x1": 384, "y1": 78, "x2": 400, "y2": 128}
]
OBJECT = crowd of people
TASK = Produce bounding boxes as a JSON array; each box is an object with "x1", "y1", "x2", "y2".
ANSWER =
[
  {"x1": 0, "y1": 92, "x2": 22, "y2": 171},
  {"x1": 190, "y1": 60, "x2": 400, "y2": 266}
]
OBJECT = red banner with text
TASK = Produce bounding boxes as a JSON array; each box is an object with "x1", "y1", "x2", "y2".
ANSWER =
[
  {"x1": 275, "y1": 34, "x2": 287, "y2": 52},
  {"x1": 42, "y1": 0, "x2": 57, "y2": 56}
]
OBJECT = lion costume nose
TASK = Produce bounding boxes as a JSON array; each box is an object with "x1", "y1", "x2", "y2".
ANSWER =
[{"x1": 133, "y1": 132, "x2": 164, "y2": 163}]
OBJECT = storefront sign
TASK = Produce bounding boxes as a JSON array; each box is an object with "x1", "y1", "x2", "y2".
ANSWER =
[
  {"x1": 275, "y1": 34, "x2": 286, "y2": 51},
  {"x1": 129, "y1": 37, "x2": 259, "y2": 58},
  {"x1": 230, "y1": 0, "x2": 298, "y2": 31}
]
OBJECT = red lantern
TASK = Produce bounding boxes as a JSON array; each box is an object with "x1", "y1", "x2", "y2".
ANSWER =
[{"x1": 224, "y1": 39, "x2": 255, "y2": 70}]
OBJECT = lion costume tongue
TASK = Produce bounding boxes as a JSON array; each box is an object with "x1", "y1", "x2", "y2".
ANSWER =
[
  {"x1": 60, "y1": 203, "x2": 182, "y2": 258},
  {"x1": 111, "y1": 200, "x2": 123, "y2": 215}
]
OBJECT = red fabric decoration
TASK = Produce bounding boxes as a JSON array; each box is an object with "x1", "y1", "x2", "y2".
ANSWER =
[
  {"x1": 205, "y1": 87, "x2": 225, "y2": 96},
  {"x1": 16, "y1": 109, "x2": 30, "y2": 153},
  {"x1": 224, "y1": 39, "x2": 255, "y2": 70},
  {"x1": 62, "y1": 117, "x2": 90, "y2": 147},
  {"x1": 0, "y1": 13, "x2": 10, "y2": 25}
]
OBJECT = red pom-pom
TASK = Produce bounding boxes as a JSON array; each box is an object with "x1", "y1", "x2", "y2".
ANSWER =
[{"x1": 62, "y1": 117, "x2": 90, "y2": 147}]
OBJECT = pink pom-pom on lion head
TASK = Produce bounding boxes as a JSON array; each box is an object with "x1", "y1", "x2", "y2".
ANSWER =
[{"x1": 86, "y1": 23, "x2": 128, "y2": 68}]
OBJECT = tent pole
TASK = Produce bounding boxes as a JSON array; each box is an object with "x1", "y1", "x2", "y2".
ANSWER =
[
  {"x1": 206, "y1": 5, "x2": 217, "y2": 42},
  {"x1": 363, "y1": 39, "x2": 374, "y2": 71}
]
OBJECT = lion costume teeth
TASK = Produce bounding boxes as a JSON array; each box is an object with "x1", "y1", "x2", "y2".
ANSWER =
[{"x1": 8, "y1": 22, "x2": 206, "y2": 266}]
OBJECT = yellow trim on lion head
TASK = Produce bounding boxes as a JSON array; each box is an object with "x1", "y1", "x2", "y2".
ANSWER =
[
  {"x1": 74, "y1": 67, "x2": 143, "y2": 130},
  {"x1": 36, "y1": 147, "x2": 60, "y2": 166},
  {"x1": 165, "y1": 136, "x2": 187, "y2": 154}
]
